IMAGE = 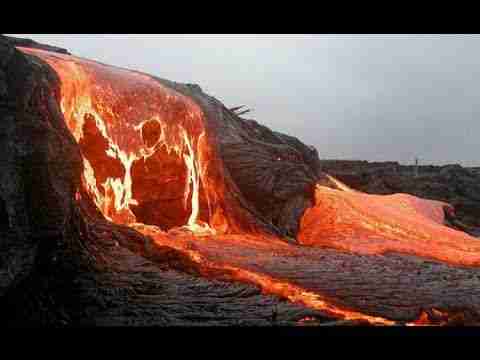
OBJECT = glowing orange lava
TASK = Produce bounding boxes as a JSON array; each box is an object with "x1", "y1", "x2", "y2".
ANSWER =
[
  {"x1": 19, "y1": 46, "x2": 231, "y2": 234},
  {"x1": 406, "y1": 308, "x2": 460, "y2": 326},
  {"x1": 298, "y1": 183, "x2": 480, "y2": 267},
  {"x1": 18, "y1": 46, "x2": 480, "y2": 326}
]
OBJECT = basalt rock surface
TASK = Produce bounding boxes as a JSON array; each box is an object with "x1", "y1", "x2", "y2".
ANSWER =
[{"x1": 2, "y1": 35, "x2": 480, "y2": 326}]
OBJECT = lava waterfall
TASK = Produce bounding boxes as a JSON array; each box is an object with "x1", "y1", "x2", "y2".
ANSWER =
[
  {"x1": 19, "y1": 46, "x2": 255, "y2": 236},
  {"x1": 2, "y1": 38, "x2": 480, "y2": 326}
]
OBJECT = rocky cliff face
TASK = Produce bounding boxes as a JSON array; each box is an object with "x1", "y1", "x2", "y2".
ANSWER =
[{"x1": 2, "y1": 35, "x2": 480, "y2": 326}]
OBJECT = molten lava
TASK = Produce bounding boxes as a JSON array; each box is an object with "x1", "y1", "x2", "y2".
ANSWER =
[
  {"x1": 19, "y1": 46, "x2": 225, "y2": 234},
  {"x1": 18, "y1": 46, "x2": 480, "y2": 326},
  {"x1": 298, "y1": 184, "x2": 480, "y2": 267}
]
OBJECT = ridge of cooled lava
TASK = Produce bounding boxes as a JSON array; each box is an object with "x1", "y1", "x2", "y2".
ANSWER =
[{"x1": 2, "y1": 36, "x2": 480, "y2": 326}]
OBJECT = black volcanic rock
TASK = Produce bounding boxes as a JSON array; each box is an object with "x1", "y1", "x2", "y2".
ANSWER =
[
  {"x1": 1, "y1": 35, "x2": 70, "y2": 55},
  {"x1": 143, "y1": 75, "x2": 327, "y2": 238}
]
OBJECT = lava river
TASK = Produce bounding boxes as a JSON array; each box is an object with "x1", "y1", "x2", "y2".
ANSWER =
[{"x1": 18, "y1": 46, "x2": 480, "y2": 326}]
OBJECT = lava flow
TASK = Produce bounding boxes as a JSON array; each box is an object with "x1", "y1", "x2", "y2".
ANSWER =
[
  {"x1": 19, "y1": 46, "x2": 234, "y2": 235},
  {"x1": 298, "y1": 184, "x2": 480, "y2": 267},
  {"x1": 18, "y1": 46, "x2": 480, "y2": 326}
]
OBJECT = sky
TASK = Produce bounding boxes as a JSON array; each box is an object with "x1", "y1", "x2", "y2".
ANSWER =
[{"x1": 10, "y1": 34, "x2": 480, "y2": 166}]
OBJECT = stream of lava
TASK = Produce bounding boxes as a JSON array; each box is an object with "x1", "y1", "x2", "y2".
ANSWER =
[
  {"x1": 298, "y1": 184, "x2": 480, "y2": 267},
  {"x1": 18, "y1": 46, "x2": 480, "y2": 326},
  {"x1": 19, "y1": 46, "x2": 218, "y2": 234}
]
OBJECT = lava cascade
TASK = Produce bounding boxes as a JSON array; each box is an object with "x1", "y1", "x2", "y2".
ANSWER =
[
  {"x1": 19, "y1": 46, "x2": 239, "y2": 235},
  {"x1": 17, "y1": 46, "x2": 480, "y2": 326}
]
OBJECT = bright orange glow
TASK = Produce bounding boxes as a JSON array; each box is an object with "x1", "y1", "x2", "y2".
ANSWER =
[
  {"x1": 298, "y1": 182, "x2": 480, "y2": 267},
  {"x1": 19, "y1": 46, "x2": 228, "y2": 234},
  {"x1": 406, "y1": 308, "x2": 457, "y2": 326},
  {"x1": 133, "y1": 223, "x2": 395, "y2": 325},
  {"x1": 297, "y1": 317, "x2": 316, "y2": 324},
  {"x1": 18, "y1": 46, "x2": 480, "y2": 326}
]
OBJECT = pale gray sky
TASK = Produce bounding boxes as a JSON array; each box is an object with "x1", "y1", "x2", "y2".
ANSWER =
[{"x1": 11, "y1": 34, "x2": 480, "y2": 166}]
